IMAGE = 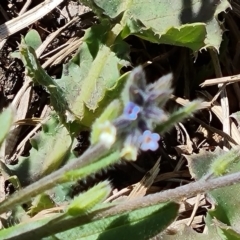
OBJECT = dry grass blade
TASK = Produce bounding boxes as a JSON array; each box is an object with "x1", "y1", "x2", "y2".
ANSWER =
[
  {"x1": 14, "y1": 118, "x2": 42, "y2": 126},
  {"x1": 104, "y1": 187, "x2": 132, "y2": 203},
  {"x1": 0, "y1": 0, "x2": 64, "y2": 41},
  {"x1": 37, "y1": 16, "x2": 79, "y2": 57},
  {"x1": 19, "y1": 0, "x2": 32, "y2": 15},
  {"x1": 171, "y1": 95, "x2": 240, "y2": 145},
  {"x1": 201, "y1": 74, "x2": 240, "y2": 87},
  {"x1": 42, "y1": 37, "x2": 82, "y2": 68},
  {"x1": 154, "y1": 171, "x2": 190, "y2": 183},
  {"x1": 186, "y1": 193, "x2": 202, "y2": 226},
  {"x1": 209, "y1": 49, "x2": 230, "y2": 147},
  {"x1": 127, "y1": 158, "x2": 160, "y2": 199},
  {"x1": 0, "y1": 4, "x2": 9, "y2": 50},
  {"x1": 178, "y1": 195, "x2": 206, "y2": 213},
  {"x1": 193, "y1": 117, "x2": 238, "y2": 146},
  {"x1": 10, "y1": 106, "x2": 51, "y2": 162}
]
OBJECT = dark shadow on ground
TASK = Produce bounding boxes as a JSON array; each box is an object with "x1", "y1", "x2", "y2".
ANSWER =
[{"x1": 180, "y1": 0, "x2": 221, "y2": 24}]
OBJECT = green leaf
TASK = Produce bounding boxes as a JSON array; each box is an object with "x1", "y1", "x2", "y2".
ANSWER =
[
  {"x1": 11, "y1": 30, "x2": 42, "y2": 59},
  {"x1": 57, "y1": 22, "x2": 129, "y2": 126},
  {"x1": 0, "y1": 107, "x2": 14, "y2": 147},
  {"x1": 156, "y1": 100, "x2": 201, "y2": 134},
  {"x1": 0, "y1": 201, "x2": 178, "y2": 240},
  {"x1": 19, "y1": 42, "x2": 70, "y2": 115},
  {"x1": 56, "y1": 201, "x2": 179, "y2": 240},
  {"x1": 6, "y1": 114, "x2": 72, "y2": 185},
  {"x1": 61, "y1": 150, "x2": 121, "y2": 183},
  {"x1": 48, "y1": 183, "x2": 73, "y2": 205},
  {"x1": 210, "y1": 148, "x2": 240, "y2": 176},
  {"x1": 123, "y1": 19, "x2": 206, "y2": 51},
  {"x1": 83, "y1": 0, "x2": 230, "y2": 51},
  {"x1": 19, "y1": 23, "x2": 129, "y2": 126},
  {"x1": 24, "y1": 29, "x2": 42, "y2": 50},
  {"x1": 67, "y1": 181, "x2": 111, "y2": 216},
  {"x1": 186, "y1": 147, "x2": 240, "y2": 236},
  {"x1": 205, "y1": 213, "x2": 240, "y2": 240},
  {"x1": 28, "y1": 193, "x2": 55, "y2": 216}
]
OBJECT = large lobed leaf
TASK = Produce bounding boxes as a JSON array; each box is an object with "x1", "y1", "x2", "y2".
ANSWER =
[
  {"x1": 19, "y1": 42, "x2": 69, "y2": 116},
  {"x1": 81, "y1": 0, "x2": 231, "y2": 51},
  {"x1": 57, "y1": 21, "x2": 129, "y2": 126},
  {"x1": 19, "y1": 22, "x2": 129, "y2": 126},
  {"x1": 15, "y1": 23, "x2": 130, "y2": 188}
]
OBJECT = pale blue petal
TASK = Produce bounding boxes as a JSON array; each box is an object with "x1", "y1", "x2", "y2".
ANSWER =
[
  {"x1": 123, "y1": 102, "x2": 140, "y2": 120},
  {"x1": 139, "y1": 130, "x2": 160, "y2": 151}
]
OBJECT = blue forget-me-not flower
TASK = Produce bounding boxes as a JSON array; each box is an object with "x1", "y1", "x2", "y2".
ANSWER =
[
  {"x1": 98, "y1": 66, "x2": 173, "y2": 160},
  {"x1": 123, "y1": 102, "x2": 141, "y2": 120},
  {"x1": 139, "y1": 130, "x2": 160, "y2": 151}
]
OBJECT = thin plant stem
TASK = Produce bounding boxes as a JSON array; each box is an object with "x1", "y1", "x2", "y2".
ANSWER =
[
  {"x1": 0, "y1": 142, "x2": 108, "y2": 214},
  {"x1": 9, "y1": 170, "x2": 240, "y2": 239},
  {"x1": 96, "y1": 170, "x2": 240, "y2": 217}
]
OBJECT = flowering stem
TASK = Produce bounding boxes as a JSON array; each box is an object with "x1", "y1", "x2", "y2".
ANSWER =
[
  {"x1": 96, "y1": 170, "x2": 240, "y2": 217},
  {"x1": 0, "y1": 142, "x2": 109, "y2": 214},
  {"x1": 13, "y1": 170, "x2": 240, "y2": 239}
]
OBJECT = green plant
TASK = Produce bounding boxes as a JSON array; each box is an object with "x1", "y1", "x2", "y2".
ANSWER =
[{"x1": 1, "y1": 1, "x2": 240, "y2": 239}]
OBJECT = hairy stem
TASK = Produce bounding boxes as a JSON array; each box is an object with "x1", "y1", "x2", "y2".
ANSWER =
[
  {"x1": 11, "y1": 170, "x2": 240, "y2": 239},
  {"x1": 0, "y1": 142, "x2": 108, "y2": 214},
  {"x1": 96, "y1": 170, "x2": 240, "y2": 217}
]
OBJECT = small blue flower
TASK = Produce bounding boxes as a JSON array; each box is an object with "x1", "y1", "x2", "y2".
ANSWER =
[
  {"x1": 123, "y1": 102, "x2": 141, "y2": 120},
  {"x1": 139, "y1": 130, "x2": 160, "y2": 151}
]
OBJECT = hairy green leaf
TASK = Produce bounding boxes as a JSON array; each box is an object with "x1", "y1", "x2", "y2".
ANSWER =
[
  {"x1": 56, "y1": 201, "x2": 179, "y2": 240},
  {"x1": 205, "y1": 213, "x2": 240, "y2": 240},
  {"x1": 156, "y1": 100, "x2": 201, "y2": 134},
  {"x1": 57, "y1": 22, "x2": 129, "y2": 126},
  {"x1": 67, "y1": 181, "x2": 111, "y2": 216},
  {"x1": 82, "y1": 0, "x2": 230, "y2": 51},
  {"x1": 11, "y1": 30, "x2": 42, "y2": 59},
  {"x1": 6, "y1": 115, "x2": 72, "y2": 185},
  {"x1": 19, "y1": 42, "x2": 70, "y2": 115},
  {"x1": 20, "y1": 22, "x2": 129, "y2": 126},
  {"x1": 0, "y1": 201, "x2": 178, "y2": 239},
  {"x1": 61, "y1": 150, "x2": 121, "y2": 183}
]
